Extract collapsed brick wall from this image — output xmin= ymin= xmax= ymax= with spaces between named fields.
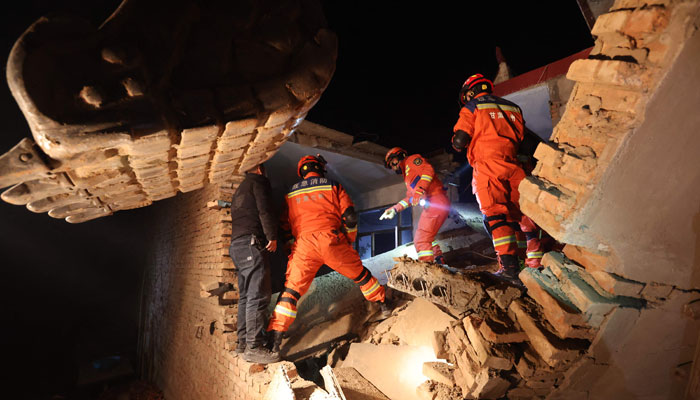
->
xmin=140 ymin=181 xmax=281 ymax=400
xmin=509 ymin=0 xmax=700 ymax=398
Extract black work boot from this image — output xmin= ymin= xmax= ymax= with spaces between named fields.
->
xmin=494 ymin=254 xmax=521 ymax=282
xmin=270 ymin=330 xmax=284 ymax=354
xmin=235 ymin=340 xmax=246 ymax=354
xmin=243 ymin=345 xmax=280 ymax=364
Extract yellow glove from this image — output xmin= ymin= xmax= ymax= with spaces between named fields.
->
xmin=379 ymin=208 xmax=397 ymax=220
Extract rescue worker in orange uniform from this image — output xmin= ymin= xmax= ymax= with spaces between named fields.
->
xmin=380 ymin=148 xmax=451 ymax=264
xmin=267 ymin=154 xmax=388 ymax=353
xmin=451 ymin=74 xmax=546 ymax=279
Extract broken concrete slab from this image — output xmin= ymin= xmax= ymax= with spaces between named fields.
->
xmin=391 ymin=298 xmax=457 ymax=348
xmin=387 ymin=257 xmax=497 ymax=314
xmin=333 ymin=367 xmax=390 ymax=400
xmin=342 ymin=343 xmax=439 ymax=400
xmin=263 ymin=363 xmax=296 ymax=400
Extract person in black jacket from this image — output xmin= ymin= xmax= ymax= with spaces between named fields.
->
xmin=228 ymin=163 xmax=279 ymax=364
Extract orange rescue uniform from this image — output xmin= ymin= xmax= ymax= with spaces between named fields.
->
xmin=453 ymin=92 xmax=545 ymax=267
xmin=390 ymin=154 xmax=450 ymax=262
xmin=267 ymin=173 xmax=385 ymax=333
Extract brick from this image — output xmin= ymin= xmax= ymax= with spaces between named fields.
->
xmin=422 ymin=362 xmax=454 ymax=387
xmin=533 ymin=142 xmax=564 ymax=167
xmin=432 ymin=330 xmax=449 ymax=359
xmin=519 ymin=268 xmax=594 ymax=340
xmin=560 ymin=153 xmax=597 ymax=182
xmin=478 ymin=310 xmax=528 ymax=344
xmin=562 ymin=244 xmax=611 ymax=273
xmin=567 ymin=59 xmax=653 ymax=90
xmin=463 ymin=316 xmax=513 ymax=370
xmin=518 ymin=176 xmax=545 ymax=204
xmin=543 ymin=253 xmax=620 ymax=327
xmin=591 ymin=10 xmax=632 ymax=36
xmin=508 ymin=299 xmax=586 ymax=368
xmin=471 ymin=370 xmax=510 ymax=400
xmin=622 ymin=7 xmax=669 ymax=36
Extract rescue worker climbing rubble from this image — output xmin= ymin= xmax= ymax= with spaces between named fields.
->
xmin=266 ymin=154 xmax=390 ymax=355
xmin=380 ymin=148 xmax=450 ymax=264
xmin=451 ymin=73 xmax=547 ymax=280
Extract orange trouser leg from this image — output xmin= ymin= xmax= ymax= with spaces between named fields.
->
xmin=267 ymin=235 xmax=322 ymax=333
xmin=473 ymin=160 xmax=522 ymax=257
xmin=520 ymin=215 xmax=544 ymax=268
xmin=414 ymin=192 xmax=450 ymax=262
xmin=319 ymin=231 xmax=385 ymax=302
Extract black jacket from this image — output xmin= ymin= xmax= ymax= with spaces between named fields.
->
xmin=230 ymin=173 xmax=278 ymax=242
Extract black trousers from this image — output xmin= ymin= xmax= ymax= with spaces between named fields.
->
xmin=229 ymin=235 xmax=272 ymax=347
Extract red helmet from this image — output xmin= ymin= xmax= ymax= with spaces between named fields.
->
xmin=297 ymin=154 xmax=327 ymax=178
xmin=459 ymin=74 xmax=493 ymax=105
xmin=384 ymin=147 xmax=407 ymax=169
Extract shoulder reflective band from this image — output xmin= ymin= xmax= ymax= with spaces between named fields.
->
xmin=287 ymin=184 xmax=333 ymax=199
xmin=476 ymin=103 xmax=521 ymax=114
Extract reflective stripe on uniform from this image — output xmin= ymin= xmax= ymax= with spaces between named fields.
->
xmin=362 ymin=280 xmax=381 ymax=297
xmin=399 ymin=200 xmax=409 ymax=208
xmin=274 ymin=304 xmax=297 ymax=318
xmin=527 ymin=251 xmax=544 ymax=259
xmin=420 ymin=175 xmax=433 ymax=182
xmin=493 ymin=235 xmax=517 ymax=246
xmin=432 ymin=240 xmax=439 ymax=247
xmin=476 ymin=103 xmax=521 ymax=114
xmin=417 ymin=250 xmax=434 ymax=258
xmin=287 ymin=185 xmax=333 ymax=198
xmin=346 ymin=226 xmax=357 ymax=233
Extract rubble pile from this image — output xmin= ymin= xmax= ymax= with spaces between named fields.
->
xmin=385 ymin=255 xmax=649 ymax=399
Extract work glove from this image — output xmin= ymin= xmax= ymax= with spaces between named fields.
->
xmin=379 ymin=208 xmax=396 ymax=220
xmin=411 ymin=193 xmax=425 ymax=206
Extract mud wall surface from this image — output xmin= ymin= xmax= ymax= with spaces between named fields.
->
xmin=583 ymin=27 xmax=700 ymax=288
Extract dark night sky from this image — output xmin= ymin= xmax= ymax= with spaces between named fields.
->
xmin=0 ymin=1 xmax=592 ymax=398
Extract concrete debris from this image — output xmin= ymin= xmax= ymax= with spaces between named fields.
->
xmin=416 ymin=380 xmax=462 ymax=400
xmin=432 ymin=331 xmax=449 ymax=360
xmin=478 ymin=307 xmax=528 ymax=344
xmin=333 ymin=367 xmax=389 ymax=400
xmin=342 ymin=343 xmax=439 ymax=400
xmin=387 ymin=257 xmax=522 ymax=315
xmin=508 ymin=298 xmax=588 ymax=369
xmin=421 ymin=362 xmax=454 ymax=387
xmin=263 ymin=363 xmax=296 ymax=400
xmin=463 ymin=316 xmax=513 ymax=370
xmin=519 ymin=267 xmax=595 ymax=340
xmin=390 ymin=298 xmax=456 ymax=348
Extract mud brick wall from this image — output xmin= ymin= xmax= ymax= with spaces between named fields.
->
xmin=139 ymin=182 xmax=278 ymax=400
